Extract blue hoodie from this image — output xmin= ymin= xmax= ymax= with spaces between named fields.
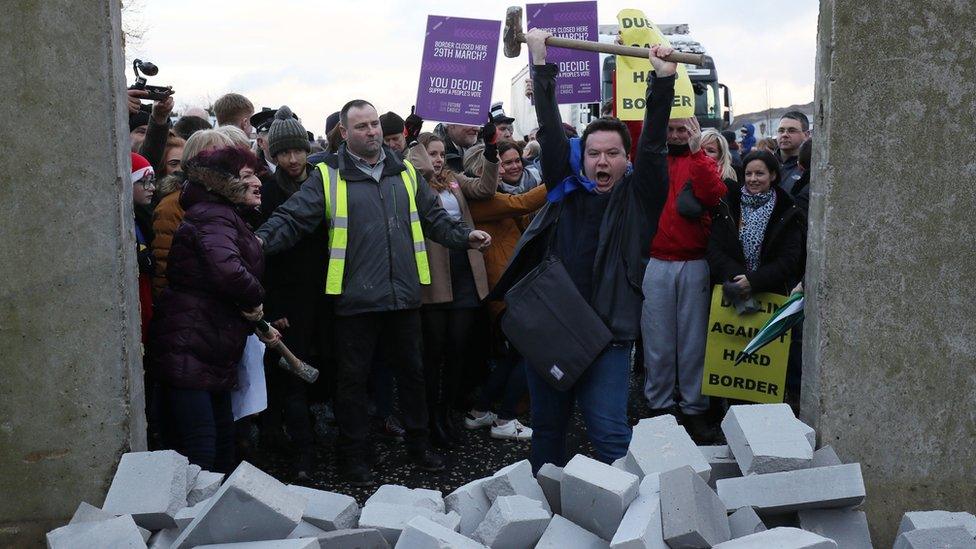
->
xmin=740 ymin=123 xmax=757 ymax=155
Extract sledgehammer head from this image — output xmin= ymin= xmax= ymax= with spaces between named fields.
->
xmin=503 ymin=6 xmax=524 ymax=58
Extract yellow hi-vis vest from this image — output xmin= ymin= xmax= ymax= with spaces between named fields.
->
xmin=317 ymin=160 xmax=431 ymax=295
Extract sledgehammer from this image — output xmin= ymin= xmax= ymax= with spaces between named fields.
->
xmin=254 ymin=319 xmax=320 ymax=383
xmin=504 ymin=6 xmax=708 ymax=66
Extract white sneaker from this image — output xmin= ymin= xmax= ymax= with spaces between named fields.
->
xmin=490 ymin=419 xmax=533 ymax=441
xmin=464 ymin=410 xmax=498 ymax=430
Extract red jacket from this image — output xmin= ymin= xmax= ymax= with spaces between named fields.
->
xmin=650 ymin=148 xmax=726 ymax=261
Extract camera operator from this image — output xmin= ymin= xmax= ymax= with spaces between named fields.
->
xmin=128 ymin=88 xmax=175 ymax=174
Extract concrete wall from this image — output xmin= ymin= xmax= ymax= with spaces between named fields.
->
xmin=803 ymin=0 xmax=976 ymax=544
xmin=0 ymin=0 xmax=145 ymax=544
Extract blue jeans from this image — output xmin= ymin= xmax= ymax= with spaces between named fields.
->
xmin=525 ymin=343 xmax=633 ymax=472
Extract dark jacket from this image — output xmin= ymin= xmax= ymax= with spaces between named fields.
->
xmin=792 ymin=168 xmax=810 ymax=217
xmin=149 ymin=180 xmax=265 ymax=391
xmin=139 ymin=117 xmax=172 ymax=174
xmin=706 ymin=185 xmax=805 ymax=295
xmin=778 ymin=153 xmax=802 ymax=194
xmin=488 ymin=64 xmax=674 ymax=341
xmin=259 ymin=163 xmax=329 ymax=304
xmin=256 ymin=144 xmax=471 ymax=316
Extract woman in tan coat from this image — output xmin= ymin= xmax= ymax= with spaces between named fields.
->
xmin=410 ymin=132 xmax=498 ymax=448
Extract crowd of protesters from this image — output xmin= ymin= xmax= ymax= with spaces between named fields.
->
xmin=127 ymin=31 xmax=813 ymax=485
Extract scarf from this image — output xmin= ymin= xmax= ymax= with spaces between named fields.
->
xmin=738 ymin=188 xmax=776 ymax=272
xmin=547 ymin=138 xmax=598 ymax=203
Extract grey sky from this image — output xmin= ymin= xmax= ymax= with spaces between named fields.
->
xmin=126 ymin=0 xmax=818 ymax=136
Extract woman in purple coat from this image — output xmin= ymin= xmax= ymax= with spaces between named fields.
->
xmin=149 ymin=145 xmax=280 ymax=473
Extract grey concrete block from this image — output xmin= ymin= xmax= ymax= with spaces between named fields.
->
xmin=189 ymin=471 xmax=225 ymax=506
xmin=102 ymin=450 xmax=190 ymax=530
xmin=716 ymin=464 xmax=866 ymax=514
xmin=660 ymin=465 xmax=730 ymax=547
xmin=471 ymin=495 xmax=551 ymax=548
xmin=561 ymin=455 xmax=639 ymax=540
xmin=316 ymin=528 xmax=390 ymax=548
xmin=624 ymin=415 xmax=711 ymax=481
xmin=445 ymin=477 xmax=492 ymax=536
xmin=359 ymin=503 xmax=460 ymax=545
xmin=394 ymin=516 xmax=488 ymax=548
xmin=175 ymin=501 xmax=200 ymax=530
xmin=68 ymin=502 xmax=115 ymax=524
xmin=811 ymin=446 xmax=842 ymax=468
xmin=366 ymin=485 xmax=444 ymax=513
xmin=536 ymin=514 xmax=609 ymax=549
xmin=712 ymin=527 xmax=836 ymax=548
xmin=148 ymin=527 xmax=181 ymax=549
xmin=46 ymin=515 xmax=146 ymax=549
xmin=289 ymin=520 xmax=328 ymax=539
xmin=288 ymin=485 xmax=360 ymax=531
xmin=698 ymin=446 xmax=743 ymax=488
xmin=728 ymin=507 xmax=766 ymax=539
xmin=892 ymin=526 xmax=975 ymax=549
xmin=195 ymin=541 xmax=320 ymax=548
xmin=609 ymin=475 xmax=666 ymax=549
xmin=798 ymin=509 xmax=871 ymax=549
xmin=482 ymin=460 xmax=551 ymax=512
xmin=794 ymin=420 xmax=816 ymax=450
xmin=66 ymin=503 xmax=151 ymax=542
xmin=187 ymin=463 xmax=202 ymax=495
xmin=612 ymin=457 xmax=642 ymax=477
xmin=172 ymin=461 xmax=306 ymax=549
xmin=536 ymin=464 xmax=563 ymax=516
xmin=896 ymin=510 xmax=976 ymax=538
xmin=721 ymin=405 xmax=813 ymax=475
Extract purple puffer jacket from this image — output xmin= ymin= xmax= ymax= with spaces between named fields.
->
xmin=149 ymin=181 xmax=265 ymax=391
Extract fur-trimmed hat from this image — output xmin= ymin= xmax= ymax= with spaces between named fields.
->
xmin=185 ymin=146 xmax=260 ymax=203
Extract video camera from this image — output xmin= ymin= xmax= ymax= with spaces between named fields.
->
xmin=129 ymin=59 xmax=173 ymax=113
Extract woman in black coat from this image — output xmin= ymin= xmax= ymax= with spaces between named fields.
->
xmin=707 ymin=150 xmax=806 ymax=297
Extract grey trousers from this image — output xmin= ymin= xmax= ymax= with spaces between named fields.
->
xmin=641 ymin=257 xmax=711 ymax=414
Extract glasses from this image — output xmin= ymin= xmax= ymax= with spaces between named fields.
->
xmin=136 ymin=177 xmax=156 ymax=190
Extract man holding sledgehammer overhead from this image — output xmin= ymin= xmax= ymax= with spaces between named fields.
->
xmin=488 ymin=29 xmax=677 ymax=471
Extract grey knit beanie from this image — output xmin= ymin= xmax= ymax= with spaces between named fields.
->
xmin=268 ymin=105 xmax=310 ymax=157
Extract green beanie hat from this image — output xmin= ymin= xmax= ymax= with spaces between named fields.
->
xmin=268 ymin=105 xmax=310 ymax=157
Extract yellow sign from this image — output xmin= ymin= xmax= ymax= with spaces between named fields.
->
xmin=615 ymin=9 xmax=695 ymax=121
xmin=702 ymin=286 xmax=790 ymax=403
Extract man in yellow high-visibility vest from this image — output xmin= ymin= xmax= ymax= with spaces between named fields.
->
xmin=256 ymin=99 xmax=491 ymax=486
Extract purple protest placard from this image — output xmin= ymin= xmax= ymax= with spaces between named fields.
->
xmin=415 ymin=16 xmax=501 ymax=126
xmin=527 ymin=1 xmax=600 ymax=104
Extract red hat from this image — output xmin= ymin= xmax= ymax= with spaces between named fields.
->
xmin=130 ymin=152 xmax=154 ymax=184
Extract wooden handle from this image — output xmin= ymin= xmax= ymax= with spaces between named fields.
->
xmin=538 ymin=35 xmax=707 ymax=66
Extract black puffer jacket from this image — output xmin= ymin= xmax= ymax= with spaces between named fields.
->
xmin=706 ymin=185 xmax=806 ymax=295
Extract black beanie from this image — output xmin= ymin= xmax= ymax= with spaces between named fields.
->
xmin=380 ymin=112 xmax=405 ymax=137
xmin=129 ymin=110 xmax=150 ymax=132
xmin=268 ymin=106 xmax=310 ymax=157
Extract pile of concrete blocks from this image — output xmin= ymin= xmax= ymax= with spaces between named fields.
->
xmin=47 ymin=404 xmax=976 ymax=548
xmin=45 ymin=451 xmax=385 ymax=549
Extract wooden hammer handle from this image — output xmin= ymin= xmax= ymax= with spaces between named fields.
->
xmin=541 ymin=35 xmax=707 ymax=66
